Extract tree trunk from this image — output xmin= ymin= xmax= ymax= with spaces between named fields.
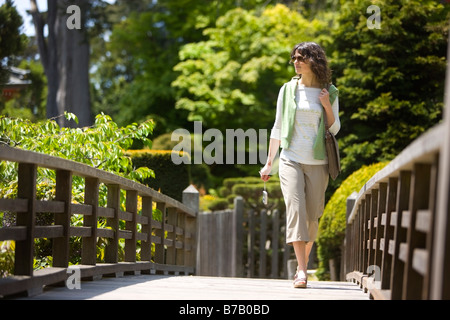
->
xmin=30 ymin=0 xmax=92 ymax=127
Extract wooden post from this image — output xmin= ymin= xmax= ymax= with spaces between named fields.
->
xmin=271 ymin=209 xmax=280 ymax=278
xmin=82 ymin=177 xmax=99 ymax=266
xmin=390 ymin=170 xmax=411 ymax=300
xmin=247 ymin=209 xmax=255 ymax=278
xmin=196 ymin=212 xmax=212 ymax=275
xmin=184 ymin=213 xmax=196 ymax=272
xmin=140 ymin=196 xmax=153 ymax=262
xmin=232 ymin=196 xmax=244 ymax=278
xmin=216 ymin=211 xmax=224 ymax=276
xmin=166 ymin=207 xmax=177 ymax=265
xmin=423 ymin=154 xmax=439 ymax=299
xmin=105 ymin=184 xmax=120 ymax=264
xmin=259 ymin=209 xmax=267 ymax=278
xmin=430 ymin=33 xmax=450 ymax=300
xmin=357 ymin=203 xmax=363 ymax=272
xmin=15 ymin=163 xmax=37 ymax=276
xmin=403 ymin=163 xmax=431 ymax=299
xmin=182 ymin=185 xmax=199 ymax=213
xmin=53 ymin=169 xmax=72 ymax=268
xmin=381 ymin=177 xmax=398 ymax=290
xmin=125 ymin=190 xmax=138 ymax=263
xmin=362 ymin=197 xmax=369 ymax=273
xmin=375 ymin=183 xmax=387 ymax=274
xmin=154 ymin=202 xmax=166 ymax=265
xmin=345 ymin=192 xmax=357 ymax=277
xmin=368 ymin=189 xmax=378 ymax=271
xmin=176 ymin=209 xmax=185 ymax=268
xmin=182 ymin=185 xmax=198 ymax=273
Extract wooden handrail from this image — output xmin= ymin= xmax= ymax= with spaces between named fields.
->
xmin=344 ymin=123 xmax=448 ymax=299
xmin=346 ymin=124 xmax=443 ymax=225
xmin=0 ymin=145 xmax=198 ymax=297
xmin=346 ymin=33 xmax=450 ymax=300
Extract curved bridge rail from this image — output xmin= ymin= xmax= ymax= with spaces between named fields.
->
xmin=344 ymin=121 xmax=450 ymax=299
xmin=0 ymin=146 xmax=197 ymax=297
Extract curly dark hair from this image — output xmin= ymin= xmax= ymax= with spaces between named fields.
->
xmin=290 ymin=42 xmax=331 ymax=86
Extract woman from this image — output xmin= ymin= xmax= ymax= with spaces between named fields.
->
xmin=260 ymin=42 xmax=340 ymax=288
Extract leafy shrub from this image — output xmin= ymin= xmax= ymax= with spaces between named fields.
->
xmin=207 ymin=176 xmax=284 ymax=211
xmin=152 ymin=132 xmax=218 ymax=192
xmin=151 ymin=132 xmax=179 ymax=150
xmin=127 ymin=149 xmax=190 ymax=201
xmin=316 ymin=162 xmax=388 ymax=280
xmin=207 ymin=198 xmax=229 ymax=211
xmin=0 ymin=113 xmax=157 ymax=274
xmin=0 ymin=112 xmax=154 ymax=181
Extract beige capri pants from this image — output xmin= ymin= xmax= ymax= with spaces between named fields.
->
xmin=279 ymin=157 xmax=329 ymax=244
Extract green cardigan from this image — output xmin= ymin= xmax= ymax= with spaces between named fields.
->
xmin=279 ymin=77 xmax=338 ymax=160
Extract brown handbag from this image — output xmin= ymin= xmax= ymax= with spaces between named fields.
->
xmin=324 ymin=112 xmax=341 ymax=180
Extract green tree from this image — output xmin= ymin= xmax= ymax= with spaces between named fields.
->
xmin=0 ymin=112 xmax=155 ymax=270
xmin=172 ymin=4 xmax=330 ymax=132
xmin=94 ymin=9 xmax=186 ymax=135
xmin=0 ymin=0 xmax=27 ymax=85
xmin=330 ymin=0 xmax=449 ymax=175
xmin=91 ymin=1 xmax=302 ymax=135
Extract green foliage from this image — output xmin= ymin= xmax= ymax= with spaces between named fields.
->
xmin=127 ymin=149 xmax=190 ymax=201
xmin=91 ymin=0 xmax=272 ymax=135
xmin=209 ymin=176 xmax=284 ymax=211
xmin=172 ymin=4 xmax=330 ymax=132
xmin=207 ymin=198 xmax=230 ymax=211
xmin=152 ymin=132 xmax=179 ymax=150
xmin=0 ymin=241 xmax=14 ymax=277
xmin=91 ymin=0 xmax=450 ymax=199
xmin=5 ymin=0 xmax=449 ymax=276
xmin=0 ymin=112 xmax=154 ymax=182
xmin=330 ymin=0 xmax=449 ymax=176
xmin=0 ymin=113 xmax=157 ymax=273
xmin=316 ymin=161 xmax=388 ymax=280
xmin=151 ymin=132 xmax=219 ymax=192
xmin=0 ymin=0 xmax=28 ymax=84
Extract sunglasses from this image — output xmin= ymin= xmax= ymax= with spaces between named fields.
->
xmin=290 ymin=55 xmax=308 ymax=64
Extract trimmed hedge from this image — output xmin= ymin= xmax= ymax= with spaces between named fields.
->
xmin=316 ymin=161 xmax=388 ymax=280
xmin=127 ymin=150 xmax=190 ymax=202
xmin=205 ymin=176 xmax=284 ymax=211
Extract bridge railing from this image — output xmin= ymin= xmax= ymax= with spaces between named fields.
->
xmin=344 ymin=35 xmax=450 ymax=300
xmin=0 ymin=146 xmax=197 ymax=297
xmin=344 ymin=119 xmax=450 ymax=299
xmin=196 ymin=198 xmax=295 ymax=279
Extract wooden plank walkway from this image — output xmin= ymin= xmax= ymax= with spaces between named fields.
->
xmin=18 ymin=274 xmax=370 ymax=300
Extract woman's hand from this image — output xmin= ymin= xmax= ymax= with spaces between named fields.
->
xmin=319 ymin=88 xmax=335 ymax=126
xmin=259 ymin=163 xmax=272 ymax=182
xmin=319 ymin=88 xmax=331 ymax=109
xmin=260 ymin=138 xmax=280 ymax=182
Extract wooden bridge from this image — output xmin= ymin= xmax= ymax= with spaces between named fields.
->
xmin=0 ymin=144 xmax=368 ymax=301
xmin=1 ymin=103 xmax=449 ymax=300
xmin=1 ymin=52 xmax=450 ymax=303
xmin=342 ymin=61 xmax=450 ymax=299
xmin=14 ymin=275 xmax=370 ymax=300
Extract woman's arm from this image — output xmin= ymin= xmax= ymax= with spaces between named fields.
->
xmin=260 ymin=85 xmax=284 ymax=181
xmin=319 ymin=89 xmax=340 ymax=135
xmin=260 ymin=138 xmax=280 ymax=182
